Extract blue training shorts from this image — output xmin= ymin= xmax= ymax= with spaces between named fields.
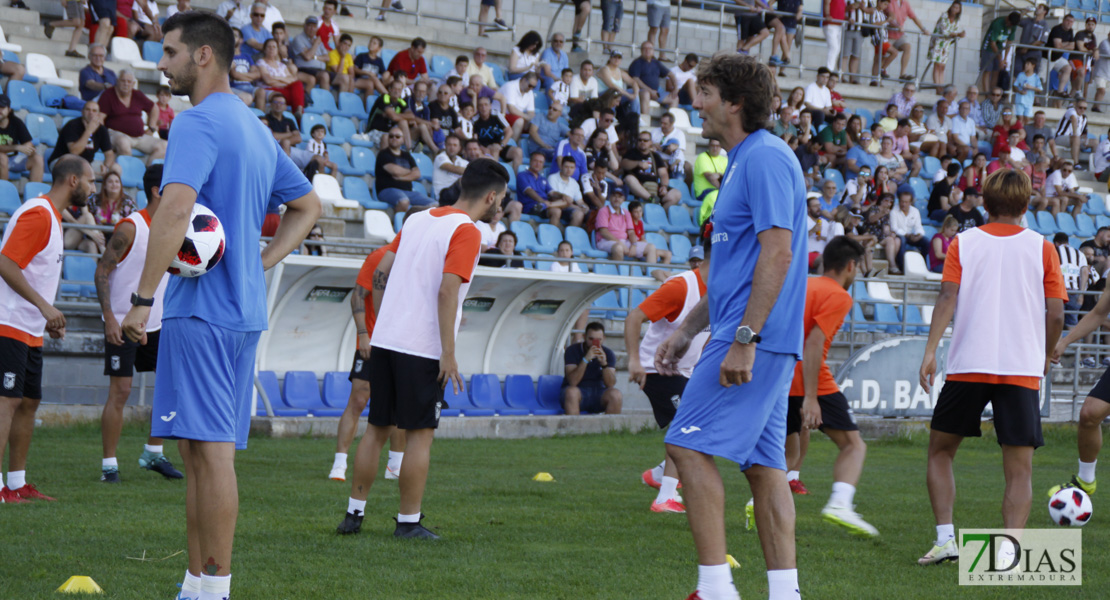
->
xmin=150 ymin=317 xmax=261 ymax=450
xmin=664 ymin=340 xmax=795 ymax=471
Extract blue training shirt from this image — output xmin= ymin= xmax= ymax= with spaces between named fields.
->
xmin=161 ymin=93 xmax=313 ymax=332
xmin=707 ymin=128 xmax=808 ymax=359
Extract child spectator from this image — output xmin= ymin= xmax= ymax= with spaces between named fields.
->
xmin=1013 ymin=58 xmax=1041 ymax=124
xmin=549 ymin=240 xmax=582 ymax=273
xmin=550 ymin=68 xmax=573 ymax=106
xmin=328 ymin=33 xmax=356 ymax=93
xmin=627 ymin=201 xmax=672 ymax=263
xmin=155 ymin=86 xmax=174 ymax=140
xmin=308 ymin=124 xmax=339 ymax=176
xmin=928 ymin=215 xmax=959 ymax=272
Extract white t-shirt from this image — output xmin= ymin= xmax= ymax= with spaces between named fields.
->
xmin=651 ymin=127 xmax=687 ymax=152
xmin=432 ymin=153 xmax=467 ymax=200
xmin=569 ymin=75 xmax=599 ymax=101
xmin=550 ymin=81 xmax=570 ymax=105
xmin=669 ymin=65 xmax=696 ymax=91
xmin=1096 ymin=40 xmax=1110 ymax=81
xmin=133 ymin=0 xmax=159 ymax=24
xmin=501 ymin=80 xmax=536 ymax=116
xmin=803 ymin=82 xmax=832 ymax=110
xmin=581 ymin=118 xmax=618 ymax=144
xmin=510 ymin=48 xmax=538 ymax=74
xmin=548 ymin=261 xmax=582 ymax=273
xmin=950 ymin=115 xmax=977 ymax=145
xmin=1094 ymin=138 xmax=1110 ymax=174
xmin=474 ymin=219 xmax=506 ymax=248
xmin=1044 ymin=169 xmax=1078 ymax=198
xmin=807 ymin=215 xmax=834 ymax=253
xmin=548 ymin=173 xmax=583 ymax=203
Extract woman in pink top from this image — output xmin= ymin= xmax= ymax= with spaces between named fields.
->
xmin=929 ymin=215 xmax=958 ymax=272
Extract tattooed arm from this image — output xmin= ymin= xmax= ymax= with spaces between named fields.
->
xmin=95 ymin=222 xmax=135 ymax=346
xmin=370 ymin=250 xmax=396 ymax=317
xmin=351 ymin=282 xmax=371 ymax=359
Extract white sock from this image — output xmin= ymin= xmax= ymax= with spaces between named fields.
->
xmin=333 ymin=452 xmax=348 ymax=469
xmin=7 ymin=470 xmax=25 ymax=490
xmin=829 ymin=481 xmax=855 ymax=507
xmin=696 ymin=563 xmax=736 ymax=600
xmin=347 ymin=497 xmax=366 ymax=516
xmin=144 ymin=444 xmax=163 ymax=454
xmin=650 ymin=460 xmax=665 ymax=482
xmin=1079 ymin=459 xmax=1097 ymax=483
xmin=181 ymin=571 xmax=202 ymax=593
xmin=397 ymin=512 xmax=420 ymax=523
xmin=102 ymin=457 xmax=119 ymax=469
xmin=387 ymin=450 xmax=404 ymax=470
xmin=786 ymin=470 xmax=800 ymax=482
xmin=199 ymin=573 xmax=230 ymax=600
xmin=656 ymin=476 xmax=680 ymax=503
xmin=936 ymin=523 xmax=955 ymax=546
xmin=0 ymin=472 xmax=5 ymax=489
xmin=767 ymin=568 xmax=800 ymax=600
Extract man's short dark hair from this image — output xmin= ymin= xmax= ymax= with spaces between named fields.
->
xmin=946 ymin=163 xmax=961 ymax=177
xmin=581 ymin=60 xmax=594 ymax=69
xmin=52 ymin=155 xmax=87 ymax=184
xmin=832 ymin=113 xmax=847 ymax=123
xmin=561 ymin=155 xmax=577 ymax=166
xmin=561 ymin=67 xmax=573 ymax=75
xmin=456 ymin=55 xmax=469 ymax=65
xmin=897 ymin=118 xmax=910 ymax=128
xmin=817 ymin=67 xmax=831 ymax=76
xmin=696 ymin=54 xmax=773 ymax=134
xmin=446 ymin=75 xmax=462 ymax=87
xmin=271 ymin=21 xmax=285 ymax=32
xmin=823 ymin=236 xmax=865 ymax=273
xmin=162 ymin=11 xmax=234 ymax=71
xmin=459 ymin=158 xmax=510 ymax=202
xmin=1054 ymin=232 xmax=1070 ymax=244
xmin=529 ymin=150 xmax=545 ymax=159
xmin=600 ymin=107 xmax=616 ymax=118
xmin=497 ymin=230 xmax=517 ymax=245
xmin=1007 ymin=11 xmax=1021 ymax=25
xmin=1098 ymin=226 xmax=1110 ymax=234
xmin=324 ymin=0 xmax=338 ymax=6
xmin=660 ymin=112 xmax=675 ymax=123
xmin=684 ymin=53 xmax=698 ymax=65
xmin=143 ymin=163 xmax=163 ymax=200
xmin=628 ymin=200 xmax=642 ymax=212
xmin=339 ymin=33 xmax=352 ymax=44
xmin=585 ymin=321 xmax=605 ymax=335
xmin=1033 ymin=133 xmax=1045 ymax=142
xmin=411 ymin=37 xmax=427 ymax=49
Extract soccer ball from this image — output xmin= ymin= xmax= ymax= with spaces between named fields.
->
xmin=1048 ymin=487 xmax=1093 ymax=527
xmin=168 ymin=203 xmax=225 ymax=277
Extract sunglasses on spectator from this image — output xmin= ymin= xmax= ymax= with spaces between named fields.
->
xmin=252 ymin=12 xmax=264 ymax=16
xmin=389 ymin=134 xmax=402 ymax=138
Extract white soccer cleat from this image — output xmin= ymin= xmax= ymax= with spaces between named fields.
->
xmin=918 ymin=538 xmax=959 ymax=565
xmin=329 ymin=465 xmax=346 ymax=481
xmin=384 ymin=465 xmax=401 ymax=480
xmin=821 ymin=503 xmax=879 ymax=537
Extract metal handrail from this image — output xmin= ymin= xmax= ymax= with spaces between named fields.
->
xmin=318 ymin=0 xmax=517 ymax=41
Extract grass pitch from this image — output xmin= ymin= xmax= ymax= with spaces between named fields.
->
xmin=1 ymin=423 xmax=1107 ymax=599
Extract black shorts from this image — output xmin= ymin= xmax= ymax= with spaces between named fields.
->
xmin=786 ymin=392 xmax=859 ymax=435
xmin=1086 ymin=367 xmax=1110 ymax=403
xmin=349 ymin=349 xmax=371 ymax=382
xmin=574 ymin=0 xmax=590 ymax=15
xmin=104 ymin=329 xmax=160 ymax=377
xmin=0 ymin=337 xmax=43 ymax=400
xmin=565 ymin=383 xmax=606 ymax=413
xmin=643 ymin=373 xmax=687 ymax=428
xmin=89 ymin=0 xmax=115 ymax=21
xmin=930 ymin=380 xmax=1044 ymax=448
xmin=734 ymin=13 xmax=766 ymax=40
xmin=367 ymin=346 xmax=443 ymax=429
xmin=299 ymin=66 xmax=324 ymax=76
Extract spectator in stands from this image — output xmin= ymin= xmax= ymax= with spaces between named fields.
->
xmin=388 ymin=37 xmax=430 ymax=85
xmin=258 ymin=39 xmax=306 ymax=116
xmin=666 ymin=53 xmax=699 ymax=107
xmin=88 ymin=171 xmax=135 ymax=228
xmin=1031 ymin=156 xmax=1051 ymax=210
xmin=949 ymin=99 xmax=978 ymax=160
xmin=428 ymin=84 xmax=462 ymax=147
xmin=547 ymin=156 xmax=589 ymax=227
xmin=475 ymin=203 xmax=506 ymax=247
xmin=539 ymin=33 xmax=569 ymax=89
xmin=432 ymin=134 xmax=467 ymax=201
xmin=374 ymin=126 xmax=432 ymax=211
xmin=885 ymin=0 xmax=929 ymax=81
xmin=474 ymin=95 xmax=522 ymax=170
xmin=1095 ymin=30 xmax=1110 ymax=112
xmin=43 ymin=0 xmax=86 ymax=58
xmin=1076 ymin=17 xmax=1099 ymax=98
xmin=796 ymin=137 xmax=826 ymax=188
xmin=476 ymin=0 xmax=510 ymax=36
xmin=229 ymin=29 xmax=266 ymax=108
xmin=1049 ymin=14 xmax=1079 ymax=97
xmin=598 ymin=51 xmax=641 ymax=115
xmin=217 ymin=0 xmax=249 ymax=30
xmin=873 ymin=164 xmax=898 ymax=199
xmin=1056 ymin=101 xmax=1096 ymax=169
xmin=459 ymin=74 xmax=505 ymax=112
xmin=533 ymin=102 xmax=568 ymax=161
xmin=599 ymin=0 xmax=625 ymax=54
xmin=569 ymin=60 xmax=600 ymax=107
xmin=270 ymin=22 xmax=292 ymax=62
xmin=49 ymin=100 xmax=118 ymax=177
xmin=803 ymin=67 xmax=835 ymax=127
xmin=928 ymin=162 xmax=960 ymax=221
xmin=993 ymin=129 xmax=1030 ymax=167
xmin=1011 ymin=59 xmax=1042 ymax=125
xmin=644 ymin=0 xmax=672 ymax=56
xmin=770 ymin=0 xmax=803 ymax=70
xmin=806 ymin=194 xmax=834 ymax=272
xmin=450 ymin=57 xmax=470 ymax=84
xmin=548 ymin=68 xmax=571 ymax=108
xmin=79 ymin=44 xmax=116 ymax=102
xmin=85 ymin=0 xmax=115 ymax=47
xmin=907 ymin=104 xmax=929 ymax=148
xmin=595 ymin=187 xmax=658 ymax=263
xmin=62 ymin=197 xmax=105 ymax=254
xmin=515 ymin=151 xmax=558 ymax=223
xmin=130 ymin=0 xmax=161 ymax=42
xmin=254 ymin=0 xmax=283 ymax=31
xmin=650 ymin=111 xmax=688 ymax=169
xmin=819 ymin=0 xmax=845 ymax=72
xmin=327 ymin=33 xmax=356 ymax=94
xmin=549 ymin=241 xmax=582 ymax=272
xmin=353 ymin=36 xmax=389 ymax=96
xmin=553 ymin=126 xmax=588 ymax=179
xmin=891 ymin=185 xmax=929 ymax=263
xmin=479 ymin=230 xmax=526 ymax=269
xmin=922 ymin=99 xmax=953 ymax=158
xmin=861 ymin=192 xmax=902 ymax=273
xmin=307 ymin=125 xmax=338 ymax=178
xmin=406 ymin=81 xmax=440 ymax=151
xmin=926 ymin=1 xmax=965 ymax=86
xmin=563 ymin=322 xmax=622 ymax=414
xmin=817 ymin=112 xmax=849 ymax=169
xmin=627 ymin=201 xmax=671 ymax=266
xmin=154 ymin=86 xmax=174 ymax=140
xmin=842 ymin=165 xmax=871 ymax=210
xmin=365 ymin=77 xmax=410 ymax=148
xmin=785 ymin=85 xmax=806 ymax=116
xmin=797 ymin=110 xmax=815 ymax=146
xmin=509 ymin=31 xmax=543 ymax=80
xmin=888 ymin=81 xmax=917 ymax=118
xmin=240 ymin=3 xmax=273 ymax=57
xmin=316 ymin=0 xmax=340 ymax=51
xmin=957 ymin=151 xmax=986 ymax=192
xmin=1054 ymin=231 xmax=1090 ymax=328
xmin=693 ymin=138 xmax=726 ymax=225
xmin=1082 ymin=227 xmax=1110 ymax=274
xmin=980 ymin=86 xmax=1004 ymax=130
xmin=98 ymin=70 xmax=165 ymax=164
xmin=773 ymin=106 xmax=798 ymax=145
xmin=289 ymin=16 xmax=331 ymax=93
xmin=816 ymin=179 xmax=839 ymax=220
xmin=581 ymin=160 xmax=612 ymax=210
xmin=1025 ymin=111 xmax=1057 ymax=157
xmin=828 ymin=74 xmax=848 ymax=116
xmin=465 ymin=47 xmax=499 ymax=89
xmin=374 ymin=0 xmax=402 ymax=22
xmin=502 ymin=72 xmax=541 ymax=143
xmin=1046 ymin=160 xmax=1086 ymax=216
xmin=947 ymin=187 xmax=984 ymax=231
xmin=629 ymin=42 xmax=673 ymax=116
xmin=845 ymin=128 xmax=878 ymax=180
xmin=928 ymin=215 xmax=959 ymax=273
xmin=1017 ymin=4 xmax=1050 ymax=71
xmin=891 ymin=119 xmax=922 ymax=176
xmin=980 ymin=11 xmax=1020 ymax=93
xmin=0 ymin=95 xmax=42 ymax=182
xmin=584 ymin=128 xmax=619 ymax=173
xmin=1093 ymin=126 xmax=1110 ymax=180
xmin=878 ymin=103 xmax=900 ymax=133
xmin=621 ymin=131 xmax=682 ymax=209
xmin=833 ymin=205 xmax=873 ymax=274
xmin=260 ymin=94 xmax=315 ymax=174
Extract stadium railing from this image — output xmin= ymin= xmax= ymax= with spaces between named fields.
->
xmin=317 ymin=0 xmax=516 ymax=39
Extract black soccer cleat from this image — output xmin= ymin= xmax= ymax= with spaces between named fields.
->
xmin=100 ymin=468 xmax=120 ymax=484
xmin=394 ymin=516 xmax=440 ymax=540
xmin=142 ymin=455 xmax=184 ymax=479
xmin=337 ymin=511 xmax=364 ymax=535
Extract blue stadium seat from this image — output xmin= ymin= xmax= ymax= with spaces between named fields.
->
xmin=446 ymin=376 xmax=495 ymax=417
xmin=823 ymin=169 xmax=844 ymax=193
xmin=1085 ymin=194 xmax=1108 ymax=216
xmin=641 ymin=203 xmax=668 ymax=233
xmin=901 ymin=305 xmax=928 ymax=335
xmin=534 ymin=91 xmax=549 ymax=114
xmin=565 ymin=225 xmax=607 ymax=258
xmin=490 ymin=62 xmax=507 ymax=87
xmin=135 ymin=190 xmax=147 ymax=209
xmin=117 ymin=155 xmax=145 ymax=188
xmin=330 ymin=116 xmax=358 ymax=142
xmin=255 ymin=371 xmax=309 ymax=417
xmin=306 ymin=88 xmax=339 ymax=115
xmin=439 ymin=378 xmax=466 ymax=417
xmin=670 ymin=234 xmax=692 ymax=264
xmin=429 ymin=54 xmax=452 ymax=79
xmin=536 ymin=375 xmax=565 ymax=413
xmin=504 ymin=374 xmax=562 ymax=415
xmin=142 ymin=40 xmax=163 ymax=64
xmin=343 ymin=177 xmax=387 ymax=209
xmin=591 ymin=290 xmax=620 ymax=318
xmin=511 ymin=221 xmax=545 ymax=253
xmin=504 ymin=164 xmax=517 ymax=192
xmin=850 ymin=280 xmax=872 ymax=302
xmin=381 ymin=48 xmax=397 ymax=66
xmin=24 ymin=113 xmax=58 ymax=147
xmin=61 ymin=255 xmax=97 ymax=298
xmin=1036 ymin=211 xmax=1059 ymax=234
xmin=1077 ymin=213 xmax=1097 ymax=238
xmin=1058 ymin=213 xmax=1079 ymax=237
xmin=667 ymin=205 xmax=700 ymax=236
xmin=283 ymin=371 xmax=343 ymax=416
xmin=327 ymin=143 xmax=363 ymax=176
xmin=849 ymin=303 xmax=875 ymax=332
xmin=38 ymin=85 xmax=81 ymax=118
xmin=7 ymin=80 xmax=53 ymax=115
xmin=537 ymin=223 xmax=563 ymax=250
xmin=873 ymin=303 xmax=901 ymax=333
xmin=908 ymin=177 xmax=929 ymax=201
xmin=413 ymin=152 xmax=433 ymax=182
xmin=1098 ymin=214 xmax=1110 ymax=229
xmin=349 ymin=146 xmax=376 ymax=174
xmin=594 ymin=263 xmax=618 ymax=276
xmin=23 ymin=181 xmax=49 ymax=202
xmin=470 ymin=374 xmax=529 ymax=416
xmin=921 ymin=156 xmax=941 ymax=180
xmin=922 ymin=225 xmax=937 ymax=240
xmin=336 ymin=92 xmax=368 ymax=120
xmin=645 ymin=232 xmax=668 ymax=256
xmin=321 ymin=371 xmax=353 ymax=410
xmin=677 ymin=180 xmax=698 ymax=208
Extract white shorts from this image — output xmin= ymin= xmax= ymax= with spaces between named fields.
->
xmin=1051 ymin=57 xmax=1071 ymax=73
xmin=1095 ymin=76 xmax=1109 ymax=90
xmin=596 ymin=238 xmax=649 ymax=257
xmin=109 ymin=130 xmax=165 ymax=155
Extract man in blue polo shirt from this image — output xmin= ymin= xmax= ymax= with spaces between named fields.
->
xmin=121 ymin=12 xmax=320 ymax=600
xmin=656 ymin=54 xmax=807 ymax=600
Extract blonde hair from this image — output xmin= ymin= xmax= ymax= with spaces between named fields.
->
xmin=941 ymin=215 xmax=959 ymax=232
xmin=982 ymin=168 xmax=1032 ymax=218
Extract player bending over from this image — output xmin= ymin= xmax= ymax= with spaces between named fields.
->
xmin=918 ymin=168 xmax=1065 ymax=566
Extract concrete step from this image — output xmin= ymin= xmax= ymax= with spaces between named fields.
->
xmin=0 ymin=5 xmax=45 ymax=27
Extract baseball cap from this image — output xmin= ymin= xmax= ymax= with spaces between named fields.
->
xmin=609 ymin=186 xmax=626 ymax=198
xmin=1087 ymin=16 xmax=1097 ymax=23
xmin=806 ymin=191 xmax=821 ymax=200
xmin=0 ymin=94 xmax=9 ymax=109
xmin=849 ymin=210 xmax=863 ymax=219
xmin=689 ymin=246 xmax=705 ymax=261
xmin=304 ymin=15 xmax=319 ymax=24
xmin=611 ymin=49 xmax=622 ymax=58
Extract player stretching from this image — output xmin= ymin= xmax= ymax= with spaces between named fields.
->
xmin=94 ymin=163 xmax=182 ymax=483
xmin=122 ymin=12 xmax=320 ymax=600
xmin=918 ymin=169 xmax=1065 ymax=565
xmin=626 ymin=241 xmax=710 ymax=514
xmin=0 ymin=156 xmax=91 ymax=504
xmin=656 ymin=54 xmax=807 ymax=600
xmin=786 ymin=236 xmax=877 ymax=537
xmin=337 ymin=159 xmax=507 ymax=538
xmin=330 ymin=244 xmax=405 ymax=482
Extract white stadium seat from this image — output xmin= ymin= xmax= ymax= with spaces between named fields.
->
xmin=311 ymin=174 xmax=360 ymax=211
xmin=904 ymin=252 xmax=941 ymax=281
xmin=0 ymin=25 xmax=23 ymax=52
xmin=25 ymin=53 xmax=74 ymax=88
xmin=363 ymin=210 xmax=396 ymax=244
xmin=669 ymin=108 xmax=702 ymax=137
xmin=110 ymin=37 xmax=158 ymax=70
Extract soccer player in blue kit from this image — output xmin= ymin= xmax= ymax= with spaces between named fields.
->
xmin=655 ymin=54 xmax=808 ymax=600
xmin=120 ymin=12 xmax=321 ymax=600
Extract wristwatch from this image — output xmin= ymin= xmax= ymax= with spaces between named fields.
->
xmin=734 ymin=325 xmax=761 ymax=345
xmin=130 ymin=293 xmax=155 ymax=307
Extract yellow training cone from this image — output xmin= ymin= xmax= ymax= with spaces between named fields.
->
xmin=57 ymin=576 xmax=103 ymax=594
xmin=532 ymin=472 xmax=555 ymax=482
xmin=726 ymin=554 xmax=741 ymax=569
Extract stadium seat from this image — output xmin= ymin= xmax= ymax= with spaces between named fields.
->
xmin=1058 ymin=212 xmax=1079 ymax=237
xmin=142 ymin=40 xmax=163 ymax=64
xmin=1036 ymin=211 xmax=1059 ymax=235
xmin=504 ymin=163 xmax=517 ymax=192
xmin=908 ymin=177 xmax=929 ymax=201
xmin=867 ymin=281 xmax=898 ymax=303
xmin=1085 ymin=194 xmax=1108 ymax=216
xmin=537 ymin=223 xmax=563 ymax=251
xmin=312 ymin=174 xmax=361 ymax=211
xmin=677 ymin=180 xmax=698 ymax=208
xmin=511 ymin=221 xmax=545 ymax=253
xmin=594 ymin=263 xmax=618 ymax=276
xmin=381 ymin=48 xmax=397 ymax=66
xmin=135 ymin=190 xmax=147 ymax=209
xmin=363 ymin=209 xmax=396 ymax=244
xmin=1077 ymin=213 xmax=1097 ymax=238
xmin=504 ymin=374 xmax=561 ymax=415
xmin=39 ymin=85 xmax=81 ymax=117
xmin=349 ymin=146 xmax=377 ymax=177
xmin=849 ymin=302 xmax=875 ymax=332
xmin=470 ymin=374 xmax=529 ymax=416
xmin=321 ymin=372 xmax=353 ymax=410
xmin=1098 ymin=214 xmax=1110 ymax=229
xmin=641 ymin=203 xmax=667 ymax=233
xmin=669 ymin=108 xmax=702 ymax=137
xmin=413 ymin=152 xmax=433 ymax=182
xmin=110 ymin=37 xmax=157 ymax=69
xmin=25 ymin=53 xmax=74 ymax=88
xmin=6 ymin=81 xmax=53 ymax=115
xmin=326 ymin=143 xmax=361 ymax=176
xmin=330 ymin=117 xmax=358 ymax=142
xmin=393 ymin=211 xmax=405 ymax=232
xmin=591 ymin=290 xmax=620 ymax=318
xmin=873 ymin=303 xmax=901 ymax=333
xmin=441 ymin=378 xmax=469 ymax=417
xmin=850 ymin=280 xmax=872 ymax=302
xmin=0 ymin=24 xmax=22 ymax=52
xmin=903 ymin=251 xmax=941 ymax=280
xmin=536 ymin=375 xmax=565 ymax=413
xmin=921 ymin=156 xmax=941 ymax=180
xmin=337 ymin=92 xmax=368 ymax=120
xmin=24 ymin=113 xmax=58 ymax=147
xmin=901 ymin=305 xmax=929 ymax=335
xmin=490 ymin=62 xmax=507 ymax=87
xmin=823 ymin=169 xmax=844 ymax=193
xmin=455 ymin=377 xmax=497 ymax=417
xmin=306 ymin=88 xmax=340 ymax=115
xmin=429 ymin=54 xmax=452 ymax=79
xmin=255 ymin=371 xmax=307 ymax=417
xmin=117 ymin=155 xmax=146 ymax=188
xmin=667 ymin=205 xmax=700 ymax=236
xmin=670 ymin=234 xmax=692 ymax=264
xmin=565 ymin=225 xmax=607 ymax=258
xmin=23 ymin=181 xmax=49 ymax=202
xmin=283 ymin=371 xmax=343 ymax=416
xmin=299 ymin=113 xmax=342 ymax=144
xmin=645 ymin=232 xmax=669 ymax=256
xmin=60 ymin=255 xmax=97 ymax=298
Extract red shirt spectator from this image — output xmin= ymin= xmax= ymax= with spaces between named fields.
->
xmin=388 ymin=39 xmax=428 ymax=81
xmin=99 ymin=85 xmax=155 ymax=138
xmin=824 ymin=0 xmax=846 ymax=26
